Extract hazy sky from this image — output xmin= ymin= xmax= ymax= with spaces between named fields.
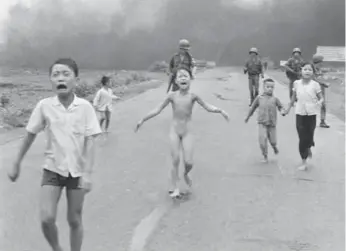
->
xmin=0 ymin=0 xmax=269 ymax=43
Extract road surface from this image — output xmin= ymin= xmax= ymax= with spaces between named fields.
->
xmin=0 ymin=67 xmax=344 ymax=251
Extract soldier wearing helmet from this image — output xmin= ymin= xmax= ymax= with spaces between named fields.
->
xmin=284 ymin=48 xmax=305 ymax=99
xmin=312 ymin=54 xmax=330 ymax=128
xmin=244 ymin=47 xmax=264 ymax=106
xmin=167 ymin=39 xmax=195 ymax=93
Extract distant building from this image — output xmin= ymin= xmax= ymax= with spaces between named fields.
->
xmin=316 ymin=46 xmax=345 ymax=69
xmin=316 ymin=46 xmax=345 ymax=62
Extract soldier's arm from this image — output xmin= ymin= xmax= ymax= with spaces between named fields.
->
xmin=284 ymin=59 xmax=295 ymax=73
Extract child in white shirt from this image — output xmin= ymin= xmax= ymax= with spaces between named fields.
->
xmin=93 ymin=76 xmax=120 ymax=132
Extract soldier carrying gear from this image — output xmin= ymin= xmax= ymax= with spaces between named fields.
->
xmin=167 ymin=39 xmax=195 ymax=93
xmin=312 ymin=54 xmax=330 ymax=128
xmin=244 ymin=47 xmax=264 ymax=106
xmin=284 ymin=47 xmax=305 ymax=99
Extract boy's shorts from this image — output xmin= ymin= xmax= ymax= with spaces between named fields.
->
xmin=96 ymin=110 xmax=106 ymax=120
xmin=41 ymin=169 xmax=80 ymax=189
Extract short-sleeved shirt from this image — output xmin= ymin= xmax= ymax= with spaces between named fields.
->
xmin=169 ymin=52 xmax=194 ymax=75
xmin=26 ymin=95 xmax=102 ymax=177
xmin=312 ymin=63 xmax=328 ymax=89
xmin=285 ymin=57 xmax=304 ymax=72
xmin=244 ymin=58 xmax=263 ymax=75
xmin=285 ymin=57 xmax=304 ymax=79
xmin=93 ymin=88 xmax=117 ymax=112
xmin=250 ymin=93 xmax=283 ymax=126
xmin=293 ymin=79 xmax=322 ymax=116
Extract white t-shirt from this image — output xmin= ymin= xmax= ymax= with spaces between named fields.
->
xmin=293 ymin=79 xmax=321 ymax=116
xmin=93 ymin=88 xmax=118 ymax=112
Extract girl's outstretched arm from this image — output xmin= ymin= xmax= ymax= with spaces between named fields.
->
xmin=194 ymin=94 xmax=229 ymax=121
xmin=135 ymin=95 xmax=172 ymax=131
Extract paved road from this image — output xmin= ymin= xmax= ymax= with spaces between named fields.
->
xmin=0 ymin=68 xmax=344 ymax=251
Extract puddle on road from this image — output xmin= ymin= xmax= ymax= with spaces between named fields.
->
xmin=213 ymin=93 xmax=240 ymax=102
xmin=223 ymin=87 xmax=235 ymax=92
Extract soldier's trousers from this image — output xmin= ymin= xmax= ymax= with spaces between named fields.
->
xmin=288 ymin=76 xmax=299 ymax=100
xmin=248 ymin=74 xmax=259 ymax=104
xmin=320 ymin=87 xmax=326 ymax=121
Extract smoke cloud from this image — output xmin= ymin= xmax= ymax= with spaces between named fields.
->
xmin=0 ymin=0 xmax=344 ymax=69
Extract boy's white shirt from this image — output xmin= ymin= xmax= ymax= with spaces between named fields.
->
xmin=26 ymin=95 xmax=102 ymax=177
xmin=93 ymin=87 xmax=118 ymax=112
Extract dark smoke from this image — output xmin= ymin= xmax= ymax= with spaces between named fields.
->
xmin=1 ymin=0 xmax=344 ymax=69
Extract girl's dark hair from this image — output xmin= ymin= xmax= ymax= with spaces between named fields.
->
xmin=176 ymin=66 xmax=192 ymax=78
xmin=101 ymin=76 xmax=110 ymax=86
xmin=301 ymin=62 xmax=316 ymax=74
xmin=49 ymin=58 xmax=79 ymax=77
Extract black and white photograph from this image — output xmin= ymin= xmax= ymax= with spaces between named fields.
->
xmin=0 ymin=0 xmax=345 ymax=250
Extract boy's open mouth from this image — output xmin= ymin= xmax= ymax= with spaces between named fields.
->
xmin=180 ymin=82 xmax=187 ymax=86
xmin=57 ymin=84 xmax=67 ymax=90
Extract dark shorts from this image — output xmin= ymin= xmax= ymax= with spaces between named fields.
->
xmin=41 ymin=169 xmax=81 ymax=190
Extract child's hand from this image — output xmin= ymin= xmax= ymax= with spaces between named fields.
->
xmin=220 ymin=110 xmax=229 ymax=121
xmin=79 ymin=173 xmax=92 ymax=193
xmin=8 ymin=161 xmax=21 ymax=182
xmin=280 ymin=109 xmax=286 ymax=116
xmin=244 ymin=117 xmax=249 ymax=123
xmin=261 ymin=74 xmax=264 ymax=79
xmin=316 ymin=100 xmax=324 ymax=107
xmin=135 ymin=120 xmax=144 ymax=132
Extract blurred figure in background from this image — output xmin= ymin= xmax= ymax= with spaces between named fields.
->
xmin=244 ymin=47 xmax=264 ymax=106
xmin=167 ymin=39 xmax=195 ymax=93
xmin=93 ymin=76 xmax=121 ymax=133
xmin=312 ymin=54 xmax=330 ymax=128
xmin=284 ymin=48 xmax=305 ymax=100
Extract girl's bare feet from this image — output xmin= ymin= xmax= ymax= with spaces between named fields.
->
xmin=298 ymin=159 xmax=308 ymax=171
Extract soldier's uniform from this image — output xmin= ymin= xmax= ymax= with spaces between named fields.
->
xmin=312 ymin=54 xmax=330 ymax=128
xmin=167 ymin=39 xmax=194 ymax=92
xmin=244 ymin=47 xmax=263 ymax=105
xmin=285 ymin=48 xmax=304 ymax=99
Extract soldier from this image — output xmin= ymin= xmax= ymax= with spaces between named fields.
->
xmin=284 ymin=48 xmax=305 ymax=99
xmin=167 ymin=39 xmax=195 ymax=93
xmin=312 ymin=54 xmax=330 ymax=128
xmin=244 ymin=47 xmax=264 ymax=106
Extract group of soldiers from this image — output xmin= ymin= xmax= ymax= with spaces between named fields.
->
xmin=243 ymin=46 xmax=330 ymax=128
xmin=166 ymin=40 xmax=330 ymax=128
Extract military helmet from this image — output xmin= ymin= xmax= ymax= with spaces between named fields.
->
xmin=179 ymin=39 xmax=190 ymax=50
xmin=249 ymin=47 xmax=258 ymax=54
xmin=312 ymin=54 xmax=324 ymax=63
xmin=292 ymin=48 xmax=302 ymax=54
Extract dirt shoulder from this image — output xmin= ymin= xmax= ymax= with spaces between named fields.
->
xmin=0 ymin=69 xmax=168 ymax=145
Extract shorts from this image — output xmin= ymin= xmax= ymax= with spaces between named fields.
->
xmin=41 ymin=169 xmax=81 ymax=190
xmin=96 ymin=110 xmax=106 ymax=120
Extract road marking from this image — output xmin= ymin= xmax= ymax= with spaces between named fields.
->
xmin=129 ymin=203 xmax=169 ymax=251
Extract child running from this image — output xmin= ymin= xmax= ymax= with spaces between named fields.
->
xmin=135 ymin=67 xmax=229 ymax=198
xmin=7 ymin=58 xmax=102 ymax=251
xmin=245 ymin=78 xmax=286 ymax=162
xmin=93 ymin=76 xmax=121 ymax=133
xmin=284 ymin=62 xmax=324 ymax=171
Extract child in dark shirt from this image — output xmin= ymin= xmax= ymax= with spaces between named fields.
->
xmin=245 ymin=78 xmax=286 ymax=162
